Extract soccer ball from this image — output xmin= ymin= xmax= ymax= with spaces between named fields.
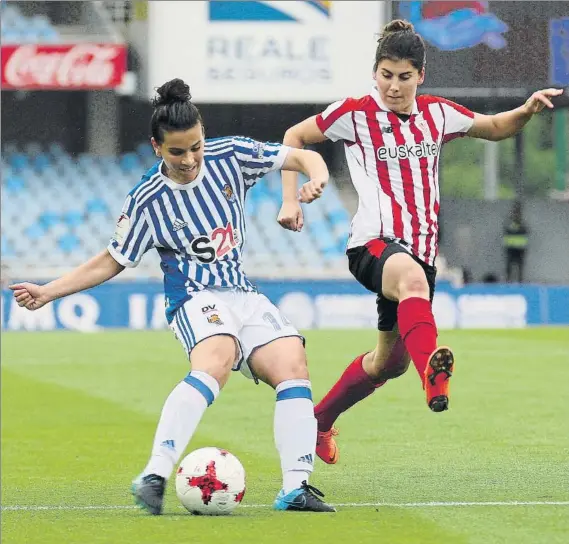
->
xmin=175 ymin=447 xmax=246 ymax=515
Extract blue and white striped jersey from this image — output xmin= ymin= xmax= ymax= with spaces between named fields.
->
xmin=107 ymin=136 xmax=290 ymax=323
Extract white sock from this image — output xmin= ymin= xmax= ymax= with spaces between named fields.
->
xmin=274 ymin=379 xmax=317 ymax=494
xmin=142 ymin=370 xmax=220 ymax=480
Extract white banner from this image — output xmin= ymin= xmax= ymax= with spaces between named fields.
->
xmin=148 ymin=0 xmax=384 ymax=103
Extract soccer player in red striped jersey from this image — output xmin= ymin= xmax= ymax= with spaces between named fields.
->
xmin=279 ymin=19 xmax=563 ymax=464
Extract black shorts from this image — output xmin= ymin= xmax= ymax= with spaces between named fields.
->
xmin=347 ymin=238 xmax=437 ymax=332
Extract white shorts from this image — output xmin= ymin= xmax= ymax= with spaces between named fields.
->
xmin=169 ymin=288 xmax=303 ymax=380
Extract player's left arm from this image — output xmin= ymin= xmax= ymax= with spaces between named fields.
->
xmin=467 ymin=88 xmax=564 ymax=141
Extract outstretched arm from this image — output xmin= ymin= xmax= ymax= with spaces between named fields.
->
xmin=10 ymin=250 xmax=124 ymax=310
xmin=467 ymin=88 xmax=564 ymax=141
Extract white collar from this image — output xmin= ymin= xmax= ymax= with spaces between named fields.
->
xmin=159 ymin=160 xmax=205 ymax=191
xmin=370 ymin=86 xmax=419 ymax=115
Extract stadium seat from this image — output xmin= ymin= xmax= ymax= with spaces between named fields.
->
xmin=63 ymin=210 xmax=85 ymax=228
xmin=32 ymin=153 xmax=53 ymax=173
xmin=86 ymin=198 xmax=110 ymax=215
xmin=120 ymin=153 xmax=141 ymax=173
xmin=1 ymin=235 xmax=17 ymax=258
xmin=9 ymin=153 xmax=29 ymax=171
xmin=38 ymin=211 xmax=61 ymax=229
xmin=25 ymin=223 xmax=47 ymax=241
xmin=58 ymin=232 xmax=81 ymax=253
xmin=5 ymin=175 xmax=25 ymax=194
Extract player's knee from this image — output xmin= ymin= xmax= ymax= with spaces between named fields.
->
xmin=191 ymin=335 xmax=238 ymax=385
xmin=279 ymin=351 xmax=309 ymax=381
xmin=266 ymin=353 xmax=309 ymax=387
xmin=398 ymin=269 xmax=429 ymax=299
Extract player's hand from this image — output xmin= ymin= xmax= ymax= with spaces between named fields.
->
xmin=278 ymin=201 xmax=304 ymax=232
xmin=298 ymin=179 xmax=328 ymax=204
xmin=9 ymin=282 xmax=50 ymax=311
xmin=523 ymin=88 xmax=564 ymax=114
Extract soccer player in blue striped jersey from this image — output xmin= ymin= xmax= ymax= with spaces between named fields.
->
xmin=9 ymin=79 xmax=335 ymax=514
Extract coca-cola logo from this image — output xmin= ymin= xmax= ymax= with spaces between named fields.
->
xmin=1 ymin=44 xmax=126 ymax=89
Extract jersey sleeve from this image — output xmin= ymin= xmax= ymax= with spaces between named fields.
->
xmin=439 ymin=97 xmax=475 ymax=143
xmin=233 ymin=137 xmax=290 ymax=188
xmin=107 ymin=194 xmax=154 ymax=268
xmin=315 ymin=99 xmax=356 ymax=143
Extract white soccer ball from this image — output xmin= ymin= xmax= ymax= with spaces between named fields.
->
xmin=175 ymin=447 xmax=246 ymax=515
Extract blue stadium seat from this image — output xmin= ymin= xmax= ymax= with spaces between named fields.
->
xmin=308 ymin=220 xmax=340 ymax=254
xmin=63 ymin=210 xmax=85 ymax=228
xmin=86 ymin=198 xmax=109 ymax=215
xmin=1 ymin=235 xmax=17 ymax=258
xmin=9 ymin=153 xmax=29 ymax=171
xmin=5 ymin=175 xmax=25 ymax=194
xmin=327 ymin=207 xmax=350 ymax=225
xmin=244 ymin=194 xmax=258 ymax=216
xmin=39 ymin=211 xmax=61 ymax=229
xmin=120 ymin=153 xmax=141 ymax=173
xmin=136 ymin=142 xmax=155 ymax=161
xmin=1 ymin=30 xmax=19 ymax=43
xmin=32 ymin=153 xmax=53 ymax=173
xmin=58 ymin=233 xmax=81 ymax=253
xmin=25 ymin=223 xmax=47 ymax=241
xmin=244 ymin=222 xmax=268 ymax=252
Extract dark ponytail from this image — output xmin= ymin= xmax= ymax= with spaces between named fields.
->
xmin=151 ymin=78 xmax=203 ymax=144
xmin=373 ymin=19 xmax=426 ymax=72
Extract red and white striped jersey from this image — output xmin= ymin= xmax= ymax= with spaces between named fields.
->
xmin=315 ymin=87 xmax=474 ymax=266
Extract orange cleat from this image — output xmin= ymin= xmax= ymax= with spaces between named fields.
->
xmin=316 ymin=427 xmax=340 ymax=464
xmin=425 ymin=346 xmax=454 ymax=413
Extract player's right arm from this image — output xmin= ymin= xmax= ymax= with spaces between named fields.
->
xmin=11 ymin=192 xmax=154 ymax=311
xmin=279 ymin=116 xmax=328 ymax=231
xmin=279 ymin=100 xmax=355 ymax=231
xmin=10 ymin=250 xmax=124 ymax=311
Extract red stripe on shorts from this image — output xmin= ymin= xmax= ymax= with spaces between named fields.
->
xmin=365 ymin=239 xmax=388 ymax=258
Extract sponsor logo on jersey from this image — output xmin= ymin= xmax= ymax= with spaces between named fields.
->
xmin=376 ymin=141 xmax=440 ymax=161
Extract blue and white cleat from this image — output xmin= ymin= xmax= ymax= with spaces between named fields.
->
xmin=131 ymin=473 xmax=166 ymax=515
xmin=273 ymin=481 xmax=336 ymax=512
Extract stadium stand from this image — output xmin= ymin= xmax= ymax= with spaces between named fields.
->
xmin=1 ymin=143 xmax=351 ymax=279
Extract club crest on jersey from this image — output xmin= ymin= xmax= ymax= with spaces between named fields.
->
xmin=207 ymin=314 xmax=224 ymax=326
xmin=415 ymin=113 xmax=430 ymax=136
xmin=222 ymin=184 xmax=236 ymax=202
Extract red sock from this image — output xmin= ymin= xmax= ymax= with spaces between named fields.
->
xmin=314 ymin=354 xmax=385 ymax=432
xmin=397 ymin=297 xmax=438 ymax=385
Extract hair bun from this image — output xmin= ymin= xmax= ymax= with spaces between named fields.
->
xmin=152 ymin=78 xmax=192 ymax=107
xmin=381 ymin=19 xmax=415 ymax=39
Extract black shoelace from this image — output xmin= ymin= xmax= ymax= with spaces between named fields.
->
xmin=300 ymin=481 xmax=326 ymax=501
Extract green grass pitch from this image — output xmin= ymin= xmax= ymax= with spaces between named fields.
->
xmin=2 ymin=328 xmax=568 ymax=544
